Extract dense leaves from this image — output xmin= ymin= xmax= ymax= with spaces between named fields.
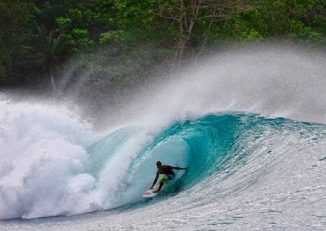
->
xmin=0 ymin=0 xmax=325 ymax=87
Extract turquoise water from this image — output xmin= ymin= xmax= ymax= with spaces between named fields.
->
xmin=1 ymin=45 xmax=326 ymax=230
xmin=1 ymin=108 xmax=325 ymax=230
xmin=87 ymin=113 xmax=326 ymax=209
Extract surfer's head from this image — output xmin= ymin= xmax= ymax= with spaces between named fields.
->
xmin=156 ymin=161 xmax=162 ymax=167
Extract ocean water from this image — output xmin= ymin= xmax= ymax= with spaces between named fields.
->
xmin=0 ymin=45 xmax=326 ymax=230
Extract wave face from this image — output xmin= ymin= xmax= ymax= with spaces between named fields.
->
xmin=0 ymin=45 xmax=326 ymax=230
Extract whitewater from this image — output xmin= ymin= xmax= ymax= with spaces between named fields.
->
xmin=0 ymin=45 xmax=326 ymax=230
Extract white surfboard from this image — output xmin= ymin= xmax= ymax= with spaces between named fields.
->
xmin=143 ymin=189 xmax=159 ymax=198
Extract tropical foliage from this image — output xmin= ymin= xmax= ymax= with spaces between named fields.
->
xmin=0 ymin=0 xmax=325 ymax=88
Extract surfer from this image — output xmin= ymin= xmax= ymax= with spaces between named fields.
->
xmin=150 ymin=161 xmax=187 ymax=193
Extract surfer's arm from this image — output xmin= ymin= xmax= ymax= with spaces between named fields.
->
xmin=171 ymin=166 xmax=188 ymax=170
xmin=150 ymin=171 xmax=159 ymax=189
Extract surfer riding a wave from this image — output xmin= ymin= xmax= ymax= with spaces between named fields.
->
xmin=150 ymin=161 xmax=187 ymax=193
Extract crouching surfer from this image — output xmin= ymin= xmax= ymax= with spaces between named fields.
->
xmin=150 ymin=161 xmax=187 ymax=193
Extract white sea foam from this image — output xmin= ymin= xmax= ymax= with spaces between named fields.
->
xmin=0 ymin=100 xmax=96 ymax=218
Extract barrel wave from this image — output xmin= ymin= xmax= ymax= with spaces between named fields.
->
xmin=0 ymin=45 xmax=326 ymax=230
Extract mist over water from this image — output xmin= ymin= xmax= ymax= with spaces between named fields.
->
xmin=55 ymin=44 xmax=326 ymax=129
xmin=126 ymin=44 xmax=326 ymax=126
xmin=0 ymin=44 xmax=326 ymax=230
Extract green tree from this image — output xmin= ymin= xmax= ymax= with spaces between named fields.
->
xmin=53 ymin=0 xmax=116 ymax=53
xmin=241 ymin=0 xmax=326 ymax=42
xmin=0 ymin=1 xmax=35 ymax=84
xmin=0 ymin=0 xmax=325 ymax=88
xmin=144 ymin=0 xmax=257 ymax=67
xmin=24 ymin=26 xmax=65 ymax=90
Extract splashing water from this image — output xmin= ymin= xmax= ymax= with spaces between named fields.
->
xmin=0 ymin=45 xmax=326 ymax=230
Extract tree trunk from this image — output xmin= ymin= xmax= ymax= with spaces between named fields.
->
xmin=174 ymin=39 xmax=186 ymax=68
xmin=174 ymin=0 xmax=200 ymax=68
xmin=197 ymin=16 xmax=215 ymax=60
xmin=2 ymin=60 xmax=12 ymax=83
xmin=49 ymin=66 xmax=57 ymax=91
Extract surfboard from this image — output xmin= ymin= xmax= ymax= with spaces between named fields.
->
xmin=143 ymin=189 xmax=159 ymax=198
